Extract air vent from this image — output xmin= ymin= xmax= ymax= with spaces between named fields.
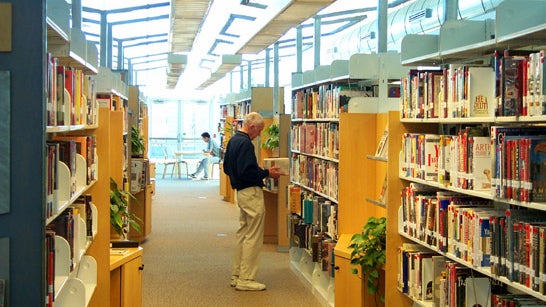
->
xmin=360 ymin=31 xmax=376 ymax=40
xmin=408 ymin=8 xmax=432 ymax=23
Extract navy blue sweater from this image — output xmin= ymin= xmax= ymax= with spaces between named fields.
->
xmin=223 ymin=131 xmax=269 ymax=190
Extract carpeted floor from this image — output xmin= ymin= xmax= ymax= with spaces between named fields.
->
xmin=141 ymin=177 xmax=323 ymax=307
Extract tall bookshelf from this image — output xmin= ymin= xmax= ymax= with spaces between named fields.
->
xmin=218 ymin=87 xmax=284 ymax=204
xmin=288 ymin=53 xmax=407 ymax=306
xmin=389 ymin=3 xmax=546 ymax=306
xmin=0 ymin=1 xmax=130 ymax=305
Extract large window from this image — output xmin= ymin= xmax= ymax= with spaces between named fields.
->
xmin=148 ymin=99 xmax=218 ymax=159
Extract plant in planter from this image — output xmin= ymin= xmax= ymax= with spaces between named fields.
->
xmin=261 ymin=123 xmax=279 ymax=151
xmin=130 ymin=125 xmax=145 ymax=157
xmin=348 ymin=216 xmax=387 ymax=305
xmin=110 ymin=177 xmax=142 ymax=239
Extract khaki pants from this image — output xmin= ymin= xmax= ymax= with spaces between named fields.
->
xmin=232 ymin=186 xmax=265 ymax=280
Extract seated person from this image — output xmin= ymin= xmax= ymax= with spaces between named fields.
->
xmin=190 ymin=132 xmax=220 ymax=179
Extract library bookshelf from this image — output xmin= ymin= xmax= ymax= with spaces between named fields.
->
xmin=288 ymin=53 xmax=407 ymax=306
xmin=390 ymin=3 xmax=546 ymax=306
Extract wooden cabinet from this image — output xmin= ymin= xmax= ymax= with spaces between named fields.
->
xmin=129 ymin=185 xmax=153 ymax=243
xmin=110 ymin=247 xmax=143 ymax=307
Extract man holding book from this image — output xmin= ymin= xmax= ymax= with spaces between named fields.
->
xmin=223 ymin=112 xmax=284 ymax=291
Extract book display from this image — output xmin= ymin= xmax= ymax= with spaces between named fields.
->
xmin=289 ymin=53 xmax=407 ymax=306
xmin=390 ymin=3 xmax=546 ymax=306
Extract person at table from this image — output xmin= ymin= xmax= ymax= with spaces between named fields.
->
xmin=190 ymin=132 xmax=220 ymax=180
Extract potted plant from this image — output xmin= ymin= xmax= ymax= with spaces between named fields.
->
xmin=348 ymin=216 xmax=387 ymax=305
xmin=261 ymin=123 xmax=279 ymax=151
xmin=130 ymin=125 xmax=145 ymax=158
xmin=110 ymin=177 xmax=142 ymax=239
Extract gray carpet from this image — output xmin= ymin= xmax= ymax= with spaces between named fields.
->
xmin=141 ymin=177 xmax=323 ymax=307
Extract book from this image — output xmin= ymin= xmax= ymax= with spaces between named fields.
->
xmin=529 ymin=137 xmax=546 ymax=202
xmin=465 ymin=277 xmax=490 ymax=307
xmin=469 ymin=136 xmax=492 ymax=191
xmin=432 ymin=255 xmax=446 ymax=306
xmin=468 ymin=66 xmax=496 ymax=117
xmin=375 ymin=126 xmax=388 ymax=157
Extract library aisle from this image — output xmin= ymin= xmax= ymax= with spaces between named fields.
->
xmin=141 ymin=177 xmax=323 ymax=306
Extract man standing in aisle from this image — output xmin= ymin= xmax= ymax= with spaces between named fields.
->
xmin=190 ymin=132 xmax=220 ymax=180
xmin=223 ymin=112 xmax=284 ymax=291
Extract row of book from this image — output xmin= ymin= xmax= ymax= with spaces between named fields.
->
xmin=292 ymin=85 xmax=370 ymax=120
xmin=46 ymin=135 xmax=97 ymax=218
xmin=398 ymin=242 xmax=492 ymax=307
xmin=400 ymin=66 xmax=495 ymax=119
xmin=291 ymin=217 xmax=336 ymax=278
xmin=401 ymin=183 xmax=546 ymax=295
xmin=288 ymin=185 xmax=338 ymax=238
xmin=400 ymin=50 xmax=546 ymax=119
xmin=401 ymin=127 xmax=492 ymax=192
xmin=494 ymin=50 xmax=546 ymax=117
xmin=46 ymin=53 xmax=98 ymax=127
xmin=401 ymin=183 xmax=491 ymax=261
xmin=400 ymin=126 xmax=546 ymax=202
xmin=290 ymin=122 xmax=339 ymax=159
xmin=219 ymin=100 xmax=252 ymax=120
xmin=399 ymin=242 xmax=546 ymax=307
xmin=290 ymin=154 xmax=338 ymax=201
xmin=46 ymin=196 xmax=95 ymax=306
xmin=490 ymin=126 xmax=546 ymax=202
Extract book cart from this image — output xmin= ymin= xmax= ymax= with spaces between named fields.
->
xmin=388 ymin=2 xmax=546 ymax=306
xmin=288 ymin=53 xmax=407 ymax=306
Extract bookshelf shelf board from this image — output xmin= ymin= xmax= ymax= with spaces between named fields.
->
xmin=365 ymin=198 xmax=386 ymax=208
xmin=291 ymin=181 xmax=338 ymax=204
xmin=399 ymin=176 xmax=493 ymax=200
xmin=401 ymin=292 xmax=433 ymax=307
xmin=366 ymin=154 xmax=387 ymax=162
xmin=46 ymin=17 xmax=69 ymax=43
xmin=292 ymin=118 xmax=340 ymax=123
xmin=292 ymin=151 xmax=339 ymax=164
xmin=46 ymin=124 xmax=98 ymax=133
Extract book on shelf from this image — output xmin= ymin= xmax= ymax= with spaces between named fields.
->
xmin=469 ymin=136 xmax=492 ymax=191
xmin=374 ymin=126 xmax=388 ymax=158
xmin=468 ymin=66 xmax=496 ymax=117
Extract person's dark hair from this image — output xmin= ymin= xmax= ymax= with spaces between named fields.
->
xmin=201 ymin=132 xmax=210 ymax=138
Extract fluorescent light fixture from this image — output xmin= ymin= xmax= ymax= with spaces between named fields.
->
xmin=195 ymin=54 xmax=242 ymax=90
xmin=166 ymin=52 xmax=187 ymax=89
xmin=236 ymin=0 xmax=336 ymax=54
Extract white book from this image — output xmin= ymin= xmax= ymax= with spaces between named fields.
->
xmin=465 ymin=277 xmax=490 ymax=307
xmin=470 ymin=136 xmax=492 ymax=191
xmin=468 ymin=67 xmax=496 ymax=117
xmin=421 ymin=256 xmax=434 ymax=301
xmin=424 ymin=134 xmax=440 ymax=181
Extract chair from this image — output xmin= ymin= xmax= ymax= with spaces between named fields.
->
xmin=173 ymin=151 xmax=189 ymax=178
xmin=210 ymin=160 xmax=220 ymax=179
xmin=157 ymin=147 xmax=178 ymax=179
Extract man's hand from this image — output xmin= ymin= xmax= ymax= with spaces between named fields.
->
xmin=268 ymin=166 xmax=286 ymax=179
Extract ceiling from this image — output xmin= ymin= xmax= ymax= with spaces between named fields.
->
xmin=81 ymin=0 xmax=375 ymax=95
